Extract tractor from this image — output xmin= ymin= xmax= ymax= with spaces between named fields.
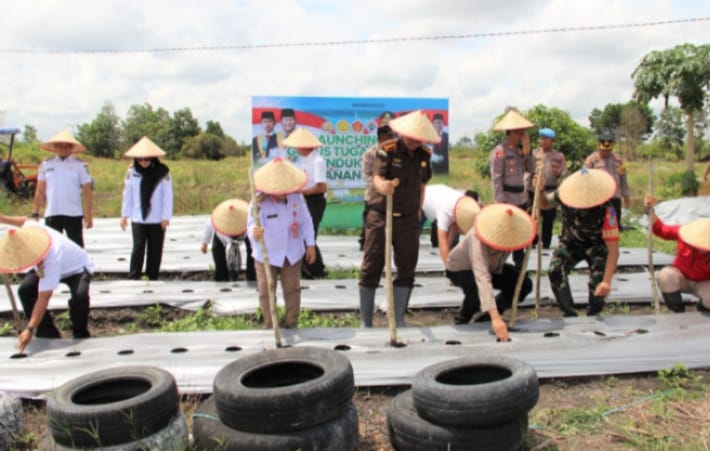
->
xmin=0 ymin=128 xmax=38 ymax=198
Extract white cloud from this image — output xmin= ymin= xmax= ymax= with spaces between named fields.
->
xmin=0 ymin=0 xmax=708 ymax=143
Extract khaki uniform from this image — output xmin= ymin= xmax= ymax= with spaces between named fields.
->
xmin=528 ymin=148 xmax=567 ymax=248
xmin=489 ymin=142 xmax=535 ymax=207
xmin=583 ymin=151 xmax=630 ymax=200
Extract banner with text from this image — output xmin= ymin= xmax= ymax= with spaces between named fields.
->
xmin=251 ymin=96 xmax=450 ymax=190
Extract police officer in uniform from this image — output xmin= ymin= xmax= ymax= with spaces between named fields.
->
xmin=527 ymin=127 xmax=567 ymax=249
xmin=489 ymin=109 xmax=535 ymax=268
xmin=541 ymin=168 xmax=620 ymax=317
xmin=359 ymin=110 xmax=436 ymax=327
xmin=32 ymin=130 xmax=93 ymax=248
xmin=584 ymin=132 xmax=630 ymax=227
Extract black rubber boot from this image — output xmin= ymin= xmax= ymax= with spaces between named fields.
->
xmin=359 ymin=286 xmax=377 ymax=327
xmin=662 ymin=291 xmax=685 ymax=313
xmin=551 ymin=285 xmax=578 ymax=317
xmin=587 ymin=296 xmax=605 ymax=316
xmin=393 ymin=286 xmax=412 ymax=327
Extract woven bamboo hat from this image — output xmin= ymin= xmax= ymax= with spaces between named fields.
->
xmin=454 ymin=196 xmax=481 ymax=234
xmin=254 ymin=157 xmax=308 ymax=195
xmin=124 ymin=136 xmax=166 ymax=158
xmin=679 ymin=218 xmax=710 ymax=252
xmin=557 ymin=168 xmax=617 ymax=209
xmin=282 ymin=128 xmax=323 ymax=149
xmin=40 ymin=130 xmax=86 ymax=154
xmin=493 ymin=110 xmax=534 ymax=131
xmin=211 ymin=199 xmax=249 ymax=237
xmin=474 ymin=204 xmax=536 ymax=251
xmin=388 ymin=110 xmax=441 ymax=144
xmin=0 ymin=226 xmax=51 ymax=274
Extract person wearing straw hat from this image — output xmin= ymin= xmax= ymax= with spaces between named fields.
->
xmin=527 ymin=127 xmax=567 ymax=249
xmin=584 ymin=132 xmax=630 ymax=228
xmin=422 ymin=184 xmax=479 ymax=265
xmin=120 ymin=136 xmax=173 ymax=280
xmin=31 ymin=130 xmax=93 ymax=248
xmin=201 ymin=199 xmax=254 ymax=282
xmin=359 ymin=110 xmax=436 ymax=328
xmin=251 ymin=110 xmax=283 ymax=166
xmin=445 ymin=204 xmax=534 ymax=339
xmin=248 ymin=157 xmax=316 ymax=329
xmin=489 ymin=108 xmax=536 ymax=269
xmin=0 ymin=215 xmax=93 ymax=353
xmin=286 ymin=128 xmax=329 ymax=279
xmin=541 ymin=168 xmax=620 ymax=317
xmin=359 ymin=124 xmax=396 ymax=251
xmin=644 ymin=195 xmax=710 ymax=313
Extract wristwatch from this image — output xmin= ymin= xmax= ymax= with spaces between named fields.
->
xmin=24 ymin=326 xmax=36 ymax=335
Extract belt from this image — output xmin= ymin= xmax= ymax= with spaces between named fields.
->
xmin=544 ymin=184 xmax=557 ymax=191
xmin=503 ymin=184 xmax=524 ymax=193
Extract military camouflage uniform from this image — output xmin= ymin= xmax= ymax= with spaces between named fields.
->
xmin=547 ymin=191 xmax=619 ymax=316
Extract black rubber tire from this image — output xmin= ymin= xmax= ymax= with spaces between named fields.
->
xmin=213 ymin=346 xmax=355 ymax=433
xmin=0 ymin=391 xmax=24 ymax=450
xmin=46 ymin=366 xmax=179 ymax=448
xmin=388 ymin=390 xmax=527 ymax=451
xmin=193 ymin=396 xmax=359 ymax=451
xmin=412 ymin=355 xmax=539 ymax=427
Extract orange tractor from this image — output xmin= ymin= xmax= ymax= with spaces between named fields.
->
xmin=1 ymin=128 xmax=38 ymax=198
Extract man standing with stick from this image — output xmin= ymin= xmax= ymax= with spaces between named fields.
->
xmin=359 ymin=110 xmax=437 ymax=328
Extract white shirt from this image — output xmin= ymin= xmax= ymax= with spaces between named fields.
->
xmin=422 ymin=184 xmax=465 ymax=233
xmin=38 ymin=155 xmax=92 ymax=217
xmin=121 ymin=166 xmax=173 ymax=224
xmin=26 ymin=224 xmax=94 ymax=292
xmin=247 ymin=193 xmax=315 ymax=267
xmin=293 ymin=150 xmax=327 ymax=191
xmin=202 ymin=220 xmax=245 ymax=248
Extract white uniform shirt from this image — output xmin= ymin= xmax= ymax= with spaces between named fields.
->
xmin=422 ymin=184 xmax=464 ymax=233
xmin=38 ymin=155 xmax=92 ymax=217
xmin=202 ymin=220 xmax=245 ymax=248
xmin=247 ymin=193 xmax=315 ymax=267
xmin=26 ymin=224 xmax=94 ymax=292
xmin=293 ymin=150 xmax=327 ymax=191
xmin=121 ymin=166 xmax=173 ymax=224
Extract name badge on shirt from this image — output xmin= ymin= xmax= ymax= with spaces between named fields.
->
xmin=266 ymin=214 xmax=278 ymax=219
xmin=46 ymin=168 xmax=55 ymax=172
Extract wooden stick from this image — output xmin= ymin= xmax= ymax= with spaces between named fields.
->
xmin=510 ymin=153 xmax=545 ymax=328
xmin=647 ymin=156 xmax=660 ymax=314
xmin=2 ymin=274 xmax=22 ymax=329
xmin=385 ymin=192 xmax=397 ymax=346
xmin=247 ymin=169 xmax=282 ymax=348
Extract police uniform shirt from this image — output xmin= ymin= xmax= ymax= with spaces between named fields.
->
xmin=584 ymin=151 xmax=630 ymax=199
xmin=489 ymin=142 xmax=535 ymax=206
xmin=202 ymin=220 xmax=245 ymax=248
xmin=121 ymin=166 xmax=174 ymax=224
xmin=371 ymin=138 xmax=432 ymax=215
xmin=529 ymin=148 xmax=567 ymax=209
xmin=422 ymin=184 xmax=464 ymax=233
xmin=38 ymin=155 xmax=92 ymax=217
xmin=447 ymin=228 xmax=510 ymax=313
xmin=247 ymin=193 xmax=315 ymax=267
xmin=293 ymin=150 xmax=327 ymax=191
xmin=25 ymin=224 xmax=94 ymax=292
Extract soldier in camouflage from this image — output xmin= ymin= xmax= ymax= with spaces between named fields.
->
xmin=541 ymin=168 xmax=620 ymax=316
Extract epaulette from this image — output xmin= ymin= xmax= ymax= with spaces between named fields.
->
xmin=377 ymin=139 xmax=397 ymax=159
xmin=495 ymin=148 xmax=505 ymax=160
xmin=419 ymin=145 xmax=432 ymax=155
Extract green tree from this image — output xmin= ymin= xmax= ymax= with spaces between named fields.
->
xmin=76 ymin=101 xmax=122 ymax=158
xmin=632 ymin=43 xmax=710 ymax=172
xmin=181 ymin=133 xmax=226 ymax=160
xmin=588 ymin=101 xmax=654 ymax=139
xmin=655 ymin=106 xmax=685 ymax=156
xmin=167 ymin=107 xmax=201 ymax=157
xmin=205 ymin=120 xmax=225 ymax=138
xmin=122 ymin=103 xmax=171 ymax=153
xmin=22 ymin=124 xmax=38 ymax=143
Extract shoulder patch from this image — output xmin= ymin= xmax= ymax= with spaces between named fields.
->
xmin=495 ymin=148 xmax=504 ymax=160
xmin=419 ymin=145 xmax=432 ymax=155
xmin=382 ymin=140 xmax=397 ymax=153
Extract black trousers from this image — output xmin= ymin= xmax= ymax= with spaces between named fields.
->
xmin=610 ymin=197 xmax=622 ymax=229
xmin=302 ymin=194 xmax=327 ymax=277
xmin=446 ymin=264 xmax=532 ymax=324
xmin=18 ymin=269 xmax=91 ymax=338
xmin=211 ymin=236 xmax=256 ymax=282
xmin=528 ymin=191 xmax=557 ymax=249
xmin=129 ymin=223 xmax=165 ymax=280
xmin=45 ymin=215 xmax=84 ymax=248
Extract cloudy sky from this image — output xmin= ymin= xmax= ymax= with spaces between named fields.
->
xmin=1 ymin=0 xmax=708 ymax=143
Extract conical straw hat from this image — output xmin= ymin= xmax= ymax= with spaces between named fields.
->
xmin=557 ymin=168 xmax=617 ymax=209
xmin=124 ymin=136 xmax=166 ymax=158
xmin=388 ymin=110 xmax=441 ymax=144
xmin=0 ymin=226 xmax=51 ymax=274
xmin=679 ymin=218 xmax=710 ymax=252
xmin=211 ymin=199 xmax=249 ymax=236
xmin=493 ymin=110 xmax=534 ymax=131
xmin=254 ymin=157 xmax=308 ymax=195
xmin=474 ymin=204 xmax=536 ymax=251
xmin=40 ymin=130 xmax=86 ymax=154
xmin=282 ymin=128 xmax=322 ymax=148
xmin=454 ymin=196 xmax=481 ymax=234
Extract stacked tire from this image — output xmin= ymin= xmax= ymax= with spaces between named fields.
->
xmin=0 ymin=391 xmax=24 ymax=450
xmin=193 ymin=346 xmax=359 ymax=450
xmin=43 ymin=366 xmax=188 ymax=450
xmin=388 ymin=355 xmax=538 ymax=451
